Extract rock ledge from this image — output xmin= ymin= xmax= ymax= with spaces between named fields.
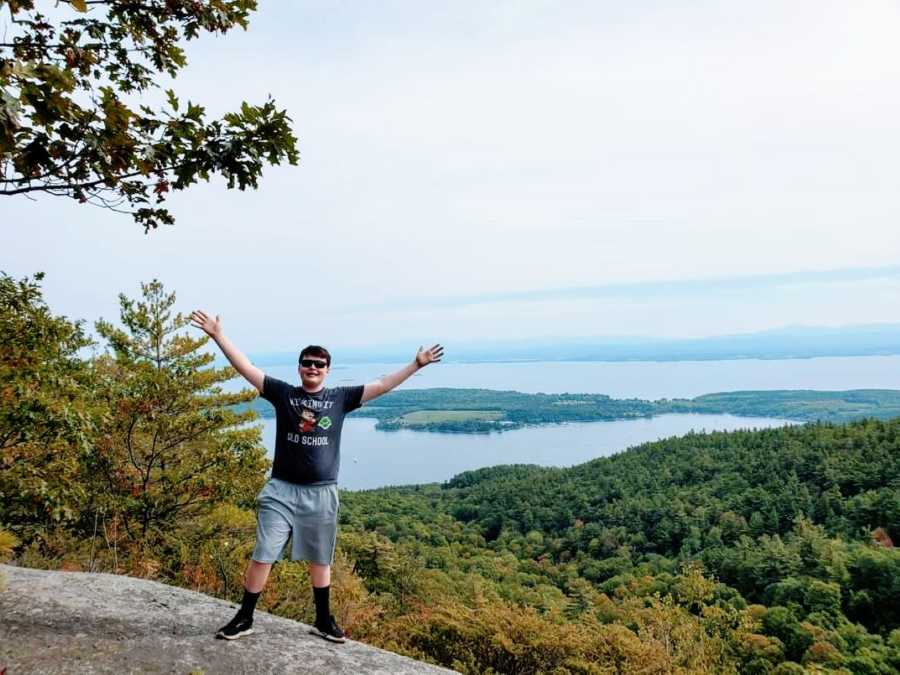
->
xmin=0 ymin=564 xmax=453 ymax=674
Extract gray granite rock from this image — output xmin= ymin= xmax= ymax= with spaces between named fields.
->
xmin=0 ymin=564 xmax=455 ymax=674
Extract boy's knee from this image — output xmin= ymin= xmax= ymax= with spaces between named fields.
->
xmin=309 ymin=562 xmax=331 ymax=587
xmin=244 ymin=560 xmax=273 ymax=593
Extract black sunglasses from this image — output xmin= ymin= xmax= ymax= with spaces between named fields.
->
xmin=300 ymin=358 xmax=328 ymax=369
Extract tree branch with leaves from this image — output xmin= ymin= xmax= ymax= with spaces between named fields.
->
xmin=0 ymin=0 xmax=298 ymax=231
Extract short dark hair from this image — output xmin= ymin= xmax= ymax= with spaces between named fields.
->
xmin=299 ymin=345 xmax=331 ymax=367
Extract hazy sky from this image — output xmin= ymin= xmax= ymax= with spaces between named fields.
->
xmin=4 ymin=1 xmax=900 ymax=353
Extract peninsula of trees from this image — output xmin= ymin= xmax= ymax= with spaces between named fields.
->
xmin=243 ymin=388 xmax=900 ymax=433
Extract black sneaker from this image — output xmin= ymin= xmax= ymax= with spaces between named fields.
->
xmin=309 ymin=615 xmax=346 ymax=643
xmin=216 ymin=611 xmax=254 ymax=640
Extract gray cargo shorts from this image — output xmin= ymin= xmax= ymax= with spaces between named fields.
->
xmin=251 ymin=477 xmax=339 ymax=565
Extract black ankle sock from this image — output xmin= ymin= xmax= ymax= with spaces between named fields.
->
xmin=313 ymin=585 xmax=330 ymax=626
xmin=239 ymin=588 xmax=261 ymax=619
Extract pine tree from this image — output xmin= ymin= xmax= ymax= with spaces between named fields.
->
xmin=91 ymin=280 xmax=267 ymax=544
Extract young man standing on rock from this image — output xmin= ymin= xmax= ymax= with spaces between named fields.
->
xmin=191 ymin=310 xmax=443 ymax=643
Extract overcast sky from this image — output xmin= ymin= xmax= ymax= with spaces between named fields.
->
xmin=4 ymin=0 xmax=900 ymax=353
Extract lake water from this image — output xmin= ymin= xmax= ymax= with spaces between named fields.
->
xmin=236 ymin=355 xmax=900 ymax=490
xmin=257 ymin=414 xmax=795 ymax=491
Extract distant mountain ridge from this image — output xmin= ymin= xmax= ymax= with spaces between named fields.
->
xmin=248 ymin=324 xmax=900 ymax=365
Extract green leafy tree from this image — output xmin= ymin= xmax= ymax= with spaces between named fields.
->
xmin=846 ymin=544 xmax=900 ymax=634
xmin=761 ymin=606 xmax=815 ymax=663
xmin=0 ymin=0 xmax=298 ymax=230
xmin=0 ymin=271 xmax=94 ymax=536
xmin=90 ymin=279 xmax=267 ymax=544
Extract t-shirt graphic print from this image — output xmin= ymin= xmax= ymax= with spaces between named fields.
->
xmin=299 ymin=407 xmax=319 ymax=433
xmin=261 ymin=375 xmax=364 ymax=485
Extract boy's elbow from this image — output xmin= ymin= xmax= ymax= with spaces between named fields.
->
xmin=245 ymin=368 xmax=264 ymax=393
xmin=362 ymin=381 xmax=386 ymax=403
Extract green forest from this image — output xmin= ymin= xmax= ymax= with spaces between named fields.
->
xmin=3 ymin=273 xmax=900 ymax=673
xmin=242 ymin=387 xmax=900 ymax=433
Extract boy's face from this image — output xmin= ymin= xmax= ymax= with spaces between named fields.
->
xmin=298 ymin=356 xmax=329 ymax=391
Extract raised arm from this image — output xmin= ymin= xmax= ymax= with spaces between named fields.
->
xmin=361 ymin=344 xmax=444 ymax=404
xmin=191 ymin=310 xmax=265 ymax=393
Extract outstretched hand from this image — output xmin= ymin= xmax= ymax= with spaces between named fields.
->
xmin=415 ymin=344 xmax=444 ymax=368
xmin=190 ymin=310 xmax=222 ymax=338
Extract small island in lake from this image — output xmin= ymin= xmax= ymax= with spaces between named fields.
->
xmin=239 ymin=388 xmax=900 ymax=433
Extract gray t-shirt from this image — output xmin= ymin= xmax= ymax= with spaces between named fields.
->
xmin=262 ymin=375 xmax=364 ymax=485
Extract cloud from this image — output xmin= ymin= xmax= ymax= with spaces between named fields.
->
xmin=336 ymin=264 xmax=900 ymax=311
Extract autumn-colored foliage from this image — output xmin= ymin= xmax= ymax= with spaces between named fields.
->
xmin=2 ymin=273 xmax=266 ymax=574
